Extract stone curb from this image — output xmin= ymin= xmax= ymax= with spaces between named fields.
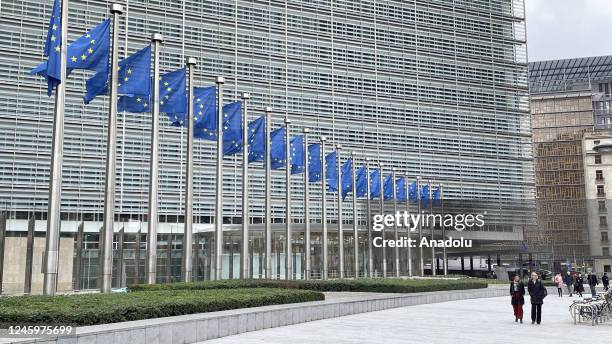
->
xmin=5 ymin=287 xmax=516 ymax=344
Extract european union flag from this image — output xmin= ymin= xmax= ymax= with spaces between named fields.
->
xmin=32 ymin=16 xmax=111 ymax=96
xmin=117 ymin=67 xmax=185 ymax=116
xmin=86 ymin=45 xmax=151 ymax=104
xmin=409 ymin=181 xmax=418 ymax=202
xmin=396 ymin=177 xmax=407 ymax=202
xmin=221 ymin=101 xmax=243 ymax=156
xmin=355 ymin=165 xmax=367 ymax=198
xmin=308 ymin=144 xmax=322 ymax=182
xmin=420 ymin=185 xmax=431 ymax=205
xmin=247 ymin=116 xmax=265 ymax=163
xmin=290 ymin=136 xmax=305 ymax=174
xmin=383 ymin=174 xmax=393 ymax=200
xmin=270 ymin=127 xmax=286 ymax=169
xmin=192 ymin=86 xmax=218 ymax=140
xmin=341 ymin=157 xmax=353 ymax=200
xmin=433 ymin=186 xmax=442 ymax=206
xmin=34 ymin=0 xmax=61 ymax=95
xmin=370 ymin=169 xmax=381 ymax=199
xmin=326 ymin=152 xmax=338 ymax=192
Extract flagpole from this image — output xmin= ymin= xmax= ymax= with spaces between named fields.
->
xmin=379 ymin=163 xmax=386 ymax=278
xmin=264 ymin=107 xmax=272 ymax=279
xmin=182 ymin=57 xmax=196 ymax=283
xmin=351 ymin=151 xmax=358 ymax=278
xmin=214 ymin=76 xmax=225 ymax=280
xmin=429 ymin=179 xmax=435 ymax=276
xmin=365 ymin=157 xmax=373 ymax=278
xmin=320 ymin=136 xmax=328 ymax=280
xmin=101 ymin=3 xmax=123 ymax=293
xmin=240 ymin=92 xmax=250 ymax=279
xmin=284 ymin=116 xmax=292 ymax=280
xmin=303 ymin=128 xmax=311 ymax=280
xmin=406 ymin=173 xmax=412 ymax=277
xmin=441 ymin=184 xmax=447 ymax=276
xmin=336 ymin=144 xmax=344 ymax=279
xmin=146 ymin=33 xmax=163 ymax=285
xmin=392 ymin=168 xmax=399 ymax=277
xmin=417 ymin=176 xmax=423 ymax=276
xmin=42 ymin=0 xmax=70 ymax=296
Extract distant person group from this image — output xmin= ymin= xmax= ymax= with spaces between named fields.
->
xmin=509 ymin=270 xmax=610 ymax=325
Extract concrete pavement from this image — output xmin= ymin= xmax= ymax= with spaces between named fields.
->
xmin=204 ymin=293 xmax=610 ymax=344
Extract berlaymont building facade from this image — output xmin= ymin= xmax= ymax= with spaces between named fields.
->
xmin=0 ymin=0 xmax=532 ymax=293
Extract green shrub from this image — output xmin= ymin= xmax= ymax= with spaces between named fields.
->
xmin=129 ymin=278 xmax=488 ymax=294
xmin=0 ymin=288 xmax=324 ymax=326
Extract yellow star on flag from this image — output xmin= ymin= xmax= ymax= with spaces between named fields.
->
xmin=71 ymin=56 xmax=77 ymax=62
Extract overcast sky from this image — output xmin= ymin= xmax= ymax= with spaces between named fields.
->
xmin=526 ymin=0 xmax=612 ymax=62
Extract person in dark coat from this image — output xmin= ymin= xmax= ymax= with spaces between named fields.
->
xmin=564 ymin=271 xmax=574 ymax=296
xmin=588 ymin=273 xmax=599 ymax=297
xmin=510 ymin=274 xmax=525 ymax=323
xmin=575 ymin=273 xmax=585 ymax=297
xmin=527 ymin=272 xmax=547 ymax=324
xmin=602 ymin=273 xmax=609 ymax=291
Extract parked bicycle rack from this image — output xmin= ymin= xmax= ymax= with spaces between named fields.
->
xmin=569 ymin=294 xmax=612 ymax=326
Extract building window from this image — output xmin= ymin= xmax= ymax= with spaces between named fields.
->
xmin=605 ymin=265 xmax=612 ymax=273
xmin=601 ymin=216 xmax=608 ymax=226
xmin=598 ymin=185 xmax=605 ymax=197
xmin=602 ymin=232 xmax=609 ymax=242
xmin=603 ymin=247 xmax=610 ymax=256
xmin=596 ymin=170 xmax=604 ymax=181
xmin=595 ymin=155 xmax=602 ymax=164
xmin=599 ymin=201 xmax=607 ymax=212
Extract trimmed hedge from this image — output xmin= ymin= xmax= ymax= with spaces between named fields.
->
xmin=129 ymin=278 xmax=488 ymax=294
xmin=0 ymin=288 xmax=324 ymax=326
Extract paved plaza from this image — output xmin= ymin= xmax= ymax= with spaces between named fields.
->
xmin=205 ymin=293 xmax=610 ymax=344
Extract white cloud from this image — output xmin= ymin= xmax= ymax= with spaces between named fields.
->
xmin=526 ymin=0 xmax=612 ymax=61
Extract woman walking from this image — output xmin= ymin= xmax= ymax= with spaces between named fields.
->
xmin=527 ymin=272 xmax=547 ymax=325
xmin=510 ymin=274 xmax=525 ymax=323
xmin=554 ymin=272 xmax=563 ymax=297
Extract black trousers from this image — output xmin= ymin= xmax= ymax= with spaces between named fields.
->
xmin=531 ymin=304 xmax=542 ymax=324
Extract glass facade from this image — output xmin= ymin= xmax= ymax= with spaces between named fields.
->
xmin=1 ymin=0 xmax=531 ymax=220
xmin=0 ymin=0 xmax=534 ymax=288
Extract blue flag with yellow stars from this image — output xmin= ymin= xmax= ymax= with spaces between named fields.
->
xmin=409 ymin=181 xmax=418 ymax=202
xmin=308 ymin=143 xmax=321 ymax=182
xmin=120 ymin=69 xmax=193 ymax=124
xmin=370 ymin=169 xmax=381 ymax=199
xmin=355 ymin=165 xmax=367 ymax=198
xmin=290 ymin=136 xmax=304 ymax=175
xmin=383 ymin=174 xmax=393 ymax=200
xmin=433 ymin=186 xmax=441 ymax=206
xmin=396 ymin=177 xmax=407 ymax=202
xmin=32 ymin=14 xmax=111 ymax=96
xmin=420 ymin=185 xmax=430 ymax=205
xmin=270 ymin=127 xmax=286 ymax=170
xmin=85 ymin=45 xmax=151 ymax=104
xmin=193 ymin=87 xmax=218 ymax=140
xmin=221 ymin=101 xmax=243 ymax=156
xmin=34 ymin=0 xmax=61 ymax=95
xmin=340 ymin=157 xmax=353 ymax=200
xmin=247 ymin=116 xmax=265 ymax=163
xmin=326 ymin=152 xmax=338 ymax=193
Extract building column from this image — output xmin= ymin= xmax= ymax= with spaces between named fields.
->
xmin=24 ymin=215 xmax=35 ymax=294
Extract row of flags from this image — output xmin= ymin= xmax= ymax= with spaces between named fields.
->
xmin=32 ymin=0 xmax=444 ymax=292
xmin=31 ymin=3 xmax=443 ymax=206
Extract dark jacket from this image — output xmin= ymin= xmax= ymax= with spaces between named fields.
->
xmin=527 ymin=279 xmax=546 ymax=305
xmin=575 ymin=276 xmax=585 ymax=292
xmin=589 ymin=274 xmax=599 ymax=286
xmin=602 ymin=275 xmax=609 ymax=286
xmin=510 ymin=281 xmax=525 ymax=305
xmin=564 ymin=274 xmax=574 ymax=285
